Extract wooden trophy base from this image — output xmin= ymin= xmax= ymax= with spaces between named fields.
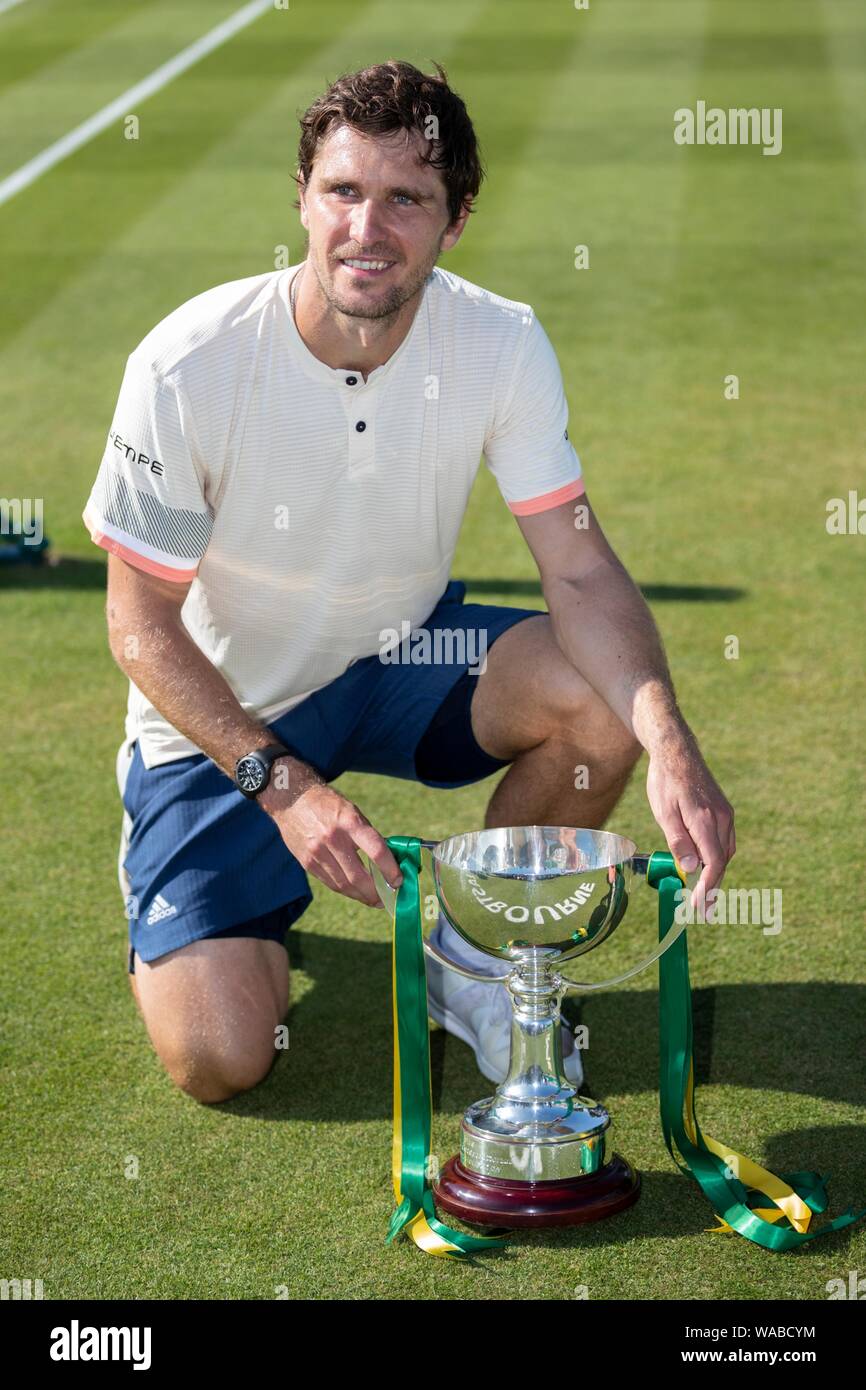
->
xmin=433 ymin=1153 xmax=641 ymax=1229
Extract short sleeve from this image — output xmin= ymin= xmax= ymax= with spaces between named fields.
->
xmin=82 ymin=353 xmax=213 ymax=583
xmin=483 ymin=311 xmax=585 ymax=515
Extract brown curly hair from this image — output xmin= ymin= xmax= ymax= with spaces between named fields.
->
xmin=292 ymin=60 xmax=485 ymax=226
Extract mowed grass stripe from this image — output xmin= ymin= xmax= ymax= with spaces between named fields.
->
xmin=0 ymin=0 xmax=276 ymax=202
xmin=0 ymin=0 xmax=265 ymax=171
xmin=627 ymin=0 xmax=865 ymax=1086
xmin=0 ymin=0 xmax=368 ymax=351
xmin=659 ymin=0 xmax=865 ymax=800
xmin=821 ymin=0 xmax=866 ymax=218
xmin=454 ymin=0 xmax=712 ymax=548
xmin=0 ymin=0 xmax=166 ymax=98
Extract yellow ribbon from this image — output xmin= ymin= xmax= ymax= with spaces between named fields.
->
xmin=679 ymin=1060 xmax=814 ymax=1236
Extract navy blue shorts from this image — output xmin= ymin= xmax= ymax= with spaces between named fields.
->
xmin=120 ymin=581 xmax=542 ymax=971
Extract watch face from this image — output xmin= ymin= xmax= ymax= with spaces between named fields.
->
xmin=236 ymin=755 xmax=265 ymax=793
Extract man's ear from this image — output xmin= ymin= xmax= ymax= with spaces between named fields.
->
xmin=296 ymin=169 xmax=308 ymax=228
xmin=441 ymin=197 xmax=472 ymax=253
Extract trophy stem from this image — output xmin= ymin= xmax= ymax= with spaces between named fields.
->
xmin=425 ymin=827 xmax=644 ymax=1228
xmin=497 ymin=954 xmax=568 ymax=1101
xmin=435 ymin=950 xmax=642 ymax=1223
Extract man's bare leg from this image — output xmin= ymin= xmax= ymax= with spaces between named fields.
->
xmin=128 ymin=937 xmax=290 ymax=1103
xmin=470 ymin=614 xmax=643 ymax=830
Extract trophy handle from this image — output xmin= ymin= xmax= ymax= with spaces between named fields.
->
xmin=422 ymin=937 xmax=511 ymax=985
xmin=560 ymin=927 xmax=686 ymax=993
xmin=369 ymin=844 xmax=512 ymax=986
xmin=559 ymin=850 xmax=701 ymax=994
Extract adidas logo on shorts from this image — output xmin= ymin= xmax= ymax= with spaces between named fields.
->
xmin=145 ymin=893 xmax=178 ymax=926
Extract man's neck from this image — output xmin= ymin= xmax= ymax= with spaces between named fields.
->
xmin=291 ymin=261 xmax=425 ymax=381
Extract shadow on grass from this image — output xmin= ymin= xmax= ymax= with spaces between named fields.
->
xmin=483 ymin=1126 xmax=866 ymax=1255
xmin=233 ymin=932 xmax=864 ymax=1114
xmin=0 ymin=558 xmax=746 ymax=606
xmin=0 ymin=555 xmax=107 ymax=590
xmin=461 ymin=578 xmax=746 ymax=602
xmin=220 ymin=934 xmax=864 ymax=1248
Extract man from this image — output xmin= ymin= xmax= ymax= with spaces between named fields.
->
xmin=83 ymin=60 xmax=734 ymax=1105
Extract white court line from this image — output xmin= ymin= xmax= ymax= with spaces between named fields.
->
xmin=0 ymin=0 xmax=272 ymax=207
xmin=0 ymin=0 xmax=30 ymax=16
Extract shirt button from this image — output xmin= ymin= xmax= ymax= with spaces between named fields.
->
xmin=355 ymin=420 xmax=366 ymax=432
xmin=345 ymin=375 xmax=358 ymax=386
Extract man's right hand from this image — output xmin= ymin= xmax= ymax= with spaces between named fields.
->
xmin=258 ymin=758 xmax=403 ymax=908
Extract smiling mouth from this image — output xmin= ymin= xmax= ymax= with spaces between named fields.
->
xmin=338 ymin=257 xmax=396 ymax=276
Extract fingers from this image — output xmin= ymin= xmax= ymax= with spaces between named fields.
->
xmin=286 ymin=794 xmax=404 ymax=908
xmin=350 ymin=819 xmax=404 ymax=892
xmin=687 ymin=812 xmax=727 ymax=909
xmin=658 ymin=805 xmax=700 ymax=880
xmin=304 ymin=842 xmax=361 ymax=901
xmin=324 ymin=814 xmax=404 ymax=908
xmin=306 ymin=827 xmax=380 ymax=907
xmin=656 ymin=798 xmax=735 ymax=913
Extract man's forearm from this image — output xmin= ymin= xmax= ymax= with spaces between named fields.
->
xmin=109 ymin=606 xmax=302 ymax=783
xmin=544 ymin=558 xmax=696 ymax=757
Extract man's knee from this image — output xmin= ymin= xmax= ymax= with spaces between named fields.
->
xmin=165 ymin=1032 xmax=279 ymax=1104
xmin=129 ymin=938 xmax=290 ymax=1103
xmin=545 ymin=673 xmax=643 ymax=776
xmin=593 ymin=717 xmax=643 ymax=774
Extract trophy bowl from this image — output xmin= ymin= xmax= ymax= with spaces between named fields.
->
xmin=432 ymin=824 xmax=635 ymax=960
xmin=373 ymin=826 xmax=689 ymax=1229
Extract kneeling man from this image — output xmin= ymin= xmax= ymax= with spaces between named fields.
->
xmin=83 ymin=60 xmax=734 ymax=1103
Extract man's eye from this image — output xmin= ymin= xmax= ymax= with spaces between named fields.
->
xmin=331 ymin=186 xmax=413 ymax=203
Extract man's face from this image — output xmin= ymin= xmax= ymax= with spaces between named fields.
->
xmin=298 ymin=123 xmax=469 ymax=320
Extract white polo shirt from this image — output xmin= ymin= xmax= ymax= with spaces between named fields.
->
xmin=83 ymin=263 xmax=585 ymax=768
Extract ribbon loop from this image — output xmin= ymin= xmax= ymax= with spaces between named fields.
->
xmin=654 ymin=867 xmax=865 ymax=1250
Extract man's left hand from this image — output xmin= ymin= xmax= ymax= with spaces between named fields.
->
xmin=645 ymin=737 xmax=736 ymax=906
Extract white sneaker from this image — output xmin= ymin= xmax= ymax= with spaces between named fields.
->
xmin=425 ymin=935 xmax=584 ymax=1089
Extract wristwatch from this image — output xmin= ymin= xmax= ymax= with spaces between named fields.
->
xmin=235 ymin=742 xmax=290 ymax=799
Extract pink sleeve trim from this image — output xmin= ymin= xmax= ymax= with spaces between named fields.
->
xmin=507 ymin=476 xmax=585 ymax=516
xmin=83 ymin=507 xmax=196 ymax=585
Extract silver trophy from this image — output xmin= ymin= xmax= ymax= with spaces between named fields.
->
xmin=373 ymin=826 xmax=689 ymax=1228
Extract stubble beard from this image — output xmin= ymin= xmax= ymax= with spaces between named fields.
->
xmin=308 ymin=237 xmax=443 ymax=324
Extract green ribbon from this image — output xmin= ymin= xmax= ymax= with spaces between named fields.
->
xmin=385 ymin=835 xmax=507 ymax=1255
xmin=651 ymin=853 xmax=866 ymax=1249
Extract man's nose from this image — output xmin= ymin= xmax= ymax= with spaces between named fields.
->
xmin=348 ymin=199 xmax=388 ymax=250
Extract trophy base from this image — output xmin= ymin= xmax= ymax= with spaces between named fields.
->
xmin=433 ymin=1153 xmax=640 ymax=1229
